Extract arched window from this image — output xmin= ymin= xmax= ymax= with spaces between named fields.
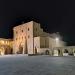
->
xmin=22 ymin=30 xmax=23 ymax=32
xmin=28 ymin=28 xmax=29 ymax=31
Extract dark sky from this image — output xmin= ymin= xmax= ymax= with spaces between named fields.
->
xmin=0 ymin=0 xmax=75 ymax=45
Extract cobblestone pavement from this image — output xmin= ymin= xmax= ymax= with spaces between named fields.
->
xmin=0 ymin=55 xmax=75 ymax=75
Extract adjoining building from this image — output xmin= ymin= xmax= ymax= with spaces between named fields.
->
xmin=0 ymin=38 xmax=13 ymax=55
xmin=13 ymin=21 xmax=66 ymax=55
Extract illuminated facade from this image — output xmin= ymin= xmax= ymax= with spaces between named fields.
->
xmin=0 ymin=21 xmax=75 ymax=56
xmin=13 ymin=21 xmax=66 ymax=55
xmin=0 ymin=38 xmax=13 ymax=55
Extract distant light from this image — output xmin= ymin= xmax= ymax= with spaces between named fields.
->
xmin=55 ymin=37 xmax=59 ymax=41
xmin=1 ymin=40 xmax=4 ymax=44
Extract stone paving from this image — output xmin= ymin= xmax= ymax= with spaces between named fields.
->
xmin=0 ymin=55 xmax=75 ymax=75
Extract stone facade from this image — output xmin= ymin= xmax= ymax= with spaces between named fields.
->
xmin=53 ymin=46 xmax=75 ymax=56
xmin=0 ymin=21 xmax=75 ymax=56
xmin=13 ymin=21 xmax=66 ymax=55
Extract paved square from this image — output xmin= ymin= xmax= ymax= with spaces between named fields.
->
xmin=0 ymin=55 xmax=75 ymax=75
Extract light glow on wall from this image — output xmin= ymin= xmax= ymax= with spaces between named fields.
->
xmin=55 ymin=37 xmax=59 ymax=41
xmin=1 ymin=40 xmax=4 ymax=44
xmin=55 ymin=37 xmax=60 ymax=47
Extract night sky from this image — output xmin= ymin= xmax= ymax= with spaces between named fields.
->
xmin=0 ymin=0 xmax=75 ymax=45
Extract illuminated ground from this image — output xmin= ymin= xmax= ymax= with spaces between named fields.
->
xmin=0 ymin=55 xmax=75 ymax=75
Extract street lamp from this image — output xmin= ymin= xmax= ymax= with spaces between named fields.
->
xmin=55 ymin=37 xmax=59 ymax=41
xmin=55 ymin=37 xmax=59 ymax=47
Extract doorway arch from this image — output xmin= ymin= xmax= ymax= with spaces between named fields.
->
xmin=64 ymin=49 xmax=68 ymax=53
xmin=18 ymin=45 xmax=23 ymax=54
xmin=45 ymin=50 xmax=49 ymax=55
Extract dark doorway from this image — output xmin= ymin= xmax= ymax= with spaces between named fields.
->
xmin=45 ymin=50 xmax=49 ymax=55
xmin=25 ymin=49 xmax=28 ymax=54
xmin=25 ymin=39 xmax=28 ymax=54
xmin=58 ymin=49 xmax=60 ymax=55
xmin=18 ymin=45 xmax=23 ymax=54
xmin=69 ymin=49 xmax=73 ymax=56
xmin=64 ymin=49 xmax=68 ymax=53
xmin=74 ymin=50 xmax=75 ymax=53
xmin=5 ymin=48 xmax=8 ymax=54
xmin=10 ymin=48 xmax=13 ymax=54
xmin=35 ymin=47 xmax=37 ymax=54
